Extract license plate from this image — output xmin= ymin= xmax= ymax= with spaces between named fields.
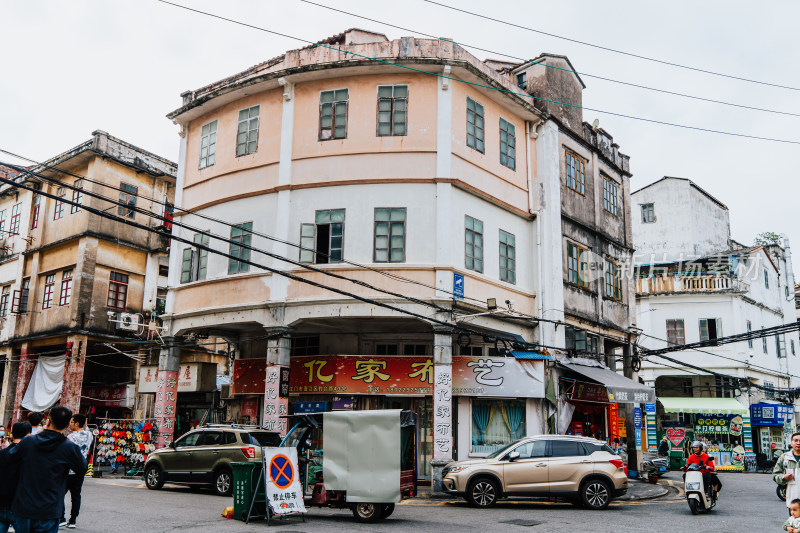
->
xmin=659 ymin=467 xmax=667 ymax=472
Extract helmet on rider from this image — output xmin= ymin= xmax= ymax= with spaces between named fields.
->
xmin=691 ymin=441 xmax=704 ymax=455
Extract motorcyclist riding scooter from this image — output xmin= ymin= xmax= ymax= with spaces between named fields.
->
xmin=683 ymin=441 xmax=722 ymax=514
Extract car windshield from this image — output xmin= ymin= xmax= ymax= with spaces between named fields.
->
xmin=485 ymin=440 xmax=525 ymax=459
xmin=247 ymin=432 xmax=280 ymax=446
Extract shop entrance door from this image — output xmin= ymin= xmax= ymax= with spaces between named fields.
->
xmin=385 ymin=397 xmax=433 ymax=480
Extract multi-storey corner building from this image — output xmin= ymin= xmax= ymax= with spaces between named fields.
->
xmin=634 ymin=177 xmax=800 ymax=465
xmin=0 ymin=131 xmax=176 ymax=426
xmin=161 ymin=29 xmax=646 ymax=486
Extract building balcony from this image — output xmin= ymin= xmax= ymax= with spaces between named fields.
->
xmin=636 ymin=274 xmax=748 ymax=296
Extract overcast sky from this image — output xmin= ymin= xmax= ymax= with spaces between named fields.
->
xmin=2 ymin=0 xmax=798 ymax=258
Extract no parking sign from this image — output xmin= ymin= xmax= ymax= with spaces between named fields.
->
xmin=263 ymin=447 xmax=307 ymax=515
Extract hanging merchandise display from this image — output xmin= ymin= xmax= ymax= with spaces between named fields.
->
xmin=93 ymin=419 xmax=159 ymax=473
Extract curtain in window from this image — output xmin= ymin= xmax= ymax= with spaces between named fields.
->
xmin=501 ymin=401 xmax=525 ymax=441
xmin=472 ymin=401 xmax=491 ymax=444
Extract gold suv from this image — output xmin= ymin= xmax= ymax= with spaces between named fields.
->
xmin=442 ymin=435 xmax=628 ymax=509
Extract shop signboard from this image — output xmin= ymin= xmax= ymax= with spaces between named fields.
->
xmin=138 ymin=364 xmax=215 ymax=393
xmin=633 ymin=407 xmax=642 ymax=429
xmin=750 ymin=403 xmax=793 ymax=427
xmin=241 ymin=397 xmax=259 ymax=422
xmin=608 ymin=404 xmax=619 ymax=441
xmin=332 ymin=396 xmax=354 ymax=410
xmin=571 ymin=382 xmax=609 ymax=403
xmin=644 ymin=403 xmax=656 ymax=414
xmin=83 ymin=384 xmax=135 ymax=408
xmin=694 ymin=415 xmax=743 ymax=435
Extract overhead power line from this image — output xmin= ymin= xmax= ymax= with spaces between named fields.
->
xmin=424 ymin=0 xmax=800 ymax=92
xmin=640 ymin=322 xmax=800 ymax=356
xmin=300 ymin=0 xmax=800 ymax=117
xmin=156 ymin=0 xmax=800 ymax=145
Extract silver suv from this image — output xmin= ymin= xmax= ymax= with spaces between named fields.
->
xmin=442 ymin=435 xmax=628 ymax=509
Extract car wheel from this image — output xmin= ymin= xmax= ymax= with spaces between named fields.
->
xmin=214 ymin=468 xmax=233 ymax=497
xmin=580 ymin=479 xmax=611 ymax=510
xmin=351 ymin=503 xmax=385 ymax=523
xmin=466 ymin=478 xmax=499 ymax=508
xmin=144 ymin=465 xmax=164 ymax=490
xmin=380 ymin=503 xmax=395 ymax=519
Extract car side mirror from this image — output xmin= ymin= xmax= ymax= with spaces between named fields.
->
xmin=508 ymin=451 xmax=520 ymax=462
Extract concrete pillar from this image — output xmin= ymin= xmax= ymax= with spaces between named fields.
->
xmin=622 ymin=343 xmax=640 ymax=472
xmin=154 ymin=337 xmax=181 ymax=447
xmin=263 ymin=328 xmax=291 ymax=436
xmin=61 ymin=335 xmax=88 ymax=414
xmin=431 ymin=326 xmax=453 ymax=494
xmin=12 ymin=343 xmax=34 ymax=423
xmin=0 ymin=349 xmax=16 ymax=426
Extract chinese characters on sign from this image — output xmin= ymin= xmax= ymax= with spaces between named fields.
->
xmin=433 ymin=365 xmax=452 ymax=460
xmin=154 ymin=370 xmax=178 ymax=448
xmin=263 ymin=366 xmax=289 ymax=436
xmin=263 ymin=447 xmax=307 ymax=516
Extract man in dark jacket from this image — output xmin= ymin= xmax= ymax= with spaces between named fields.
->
xmin=8 ymin=406 xmax=86 ymax=533
xmin=658 ymin=435 xmax=670 ymax=457
xmin=0 ymin=422 xmax=32 ymax=533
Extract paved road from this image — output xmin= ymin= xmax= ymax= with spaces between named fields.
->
xmin=68 ymin=472 xmax=786 ymax=532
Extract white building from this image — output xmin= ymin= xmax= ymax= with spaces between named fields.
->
xmin=633 ymin=177 xmax=800 ymax=460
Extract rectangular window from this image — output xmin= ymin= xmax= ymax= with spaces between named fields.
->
xmin=181 ymin=232 xmax=210 ymax=283
xmin=236 ymin=106 xmax=259 ymax=156
xmin=291 ymin=336 xmax=320 ymax=357
xmin=499 ymin=118 xmax=516 ymax=170
xmin=459 ymin=345 xmax=483 ymax=357
xmin=376 ymin=343 xmax=399 ymax=356
xmin=764 ymin=382 xmax=775 ymax=400
xmin=118 ymin=182 xmax=137 ymax=218
xmin=516 ymin=72 xmax=527 ymax=89
xmin=228 ymin=222 xmax=253 ymax=274
xmin=53 ymin=188 xmax=66 ymax=220
xmin=107 ymin=271 xmax=129 ymax=309
xmin=776 ymin=335 xmax=787 ymax=358
xmin=465 ymin=216 xmax=484 ymax=273
xmin=402 ymin=344 xmax=428 ymax=356
xmin=567 ymin=242 xmax=589 ymax=288
xmin=586 ymin=334 xmax=599 ymax=354
xmin=764 ymin=269 xmax=769 ymax=289
xmin=0 ymin=285 xmax=10 ymax=317
xmin=59 ymin=269 xmax=73 ymax=306
xmin=374 ymin=208 xmax=406 ymax=263
xmin=792 ymin=340 xmax=796 ymax=356
xmin=42 ymin=274 xmax=55 ymax=309
xmin=565 ymin=326 xmax=587 ymax=352
xmin=0 ymin=210 xmax=5 ymax=235
xmin=70 ymin=180 xmax=83 ymax=214
xmin=602 ymin=176 xmax=618 ymax=216
xmin=376 ymin=85 xmax=407 ymax=136
xmin=641 ymin=203 xmax=655 ymax=223
xmin=471 ymin=399 xmax=526 ymax=454
xmin=199 ymin=120 xmax=218 ymax=168
xmin=699 ymin=318 xmax=722 ymax=342
xmin=666 ymin=319 xmax=685 ymax=345
xmin=30 ymin=195 xmax=40 ymax=229
xmin=604 ymin=259 xmax=622 ymax=300
xmin=319 ymin=89 xmax=348 ymax=140
xmin=763 ymin=328 xmax=768 ymax=354
xmin=747 ymin=320 xmax=753 ymax=348
xmin=466 ymin=97 xmax=485 ymax=153
xmin=299 ymin=209 xmax=345 ymax=264
xmin=12 ymin=278 xmax=30 ymax=314
xmin=499 ymin=230 xmax=516 ymax=284
xmin=565 ymin=150 xmax=586 ymax=195
xmin=9 ymin=203 xmax=21 ymax=235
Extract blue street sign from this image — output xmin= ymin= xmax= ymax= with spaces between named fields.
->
xmin=636 ymin=428 xmax=642 ymax=447
xmin=644 ymin=403 xmax=656 ymax=414
xmin=293 ymin=401 xmax=327 ymax=414
xmin=453 ymin=272 xmax=464 ymax=300
xmin=633 ymin=407 xmax=643 ymax=429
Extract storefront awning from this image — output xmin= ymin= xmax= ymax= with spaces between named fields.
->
xmin=511 ymin=351 xmax=552 ymax=360
xmin=559 ymin=361 xmax=655 ymax=404
xmin=659 ymin=396 xmax=747 ymax=414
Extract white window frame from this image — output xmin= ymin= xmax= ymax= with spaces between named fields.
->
xmin=236 ymin=106 xmax=259 ymax=156
xmin=199 ymin=120 xmax=218 ymax=168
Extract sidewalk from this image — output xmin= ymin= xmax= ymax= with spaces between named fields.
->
xmin=415 ymin=477 xmax=668 ymax=501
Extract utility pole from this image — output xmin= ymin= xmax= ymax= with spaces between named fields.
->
xmin=623 ymin=343 xmax=640 ymax=473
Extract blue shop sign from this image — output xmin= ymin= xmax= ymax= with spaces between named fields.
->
xmin=294 ymin=401 xmax=328 ymax=414
xmin=644 ymin=403 xmax=656 ymax=414
xmin=750 ymin=403 xmax=793 ymax=426
xmin=634 ymin=407 xmax=643 ymax=429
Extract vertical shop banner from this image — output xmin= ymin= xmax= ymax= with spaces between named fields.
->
xmin=433 ymin=365 xmax=452 ymax=461
xmin=263 ymin=447 xmax=306 ymax=515
xmin=263 ymin=366 xmax=289 ymax=436
xmin=644 ymin=403 xmax=657 ymax=451
xmin=608 ymin=404 xmax=619 ymax=441
xmin=154 ymin=370 xmax=178 ymax=447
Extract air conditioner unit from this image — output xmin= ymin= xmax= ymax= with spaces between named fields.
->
xmin=117 ymin=313 xmax=140 ymax=332
xmin=220 ymin=384 xmax=233 ymax=400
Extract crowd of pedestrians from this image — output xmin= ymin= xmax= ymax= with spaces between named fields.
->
xmin=0 ymin=406 xmax=90 ymax=533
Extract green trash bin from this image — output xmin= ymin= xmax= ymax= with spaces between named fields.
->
xmin=232 ymin=462 xmax=267 ymax=522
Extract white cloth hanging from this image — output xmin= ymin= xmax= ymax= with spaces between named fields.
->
xmin=21 ymin=355 xmax=66 ymax=412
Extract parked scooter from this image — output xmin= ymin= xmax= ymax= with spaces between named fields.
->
xmin=683 ymin=464 xmax=717 ymax=515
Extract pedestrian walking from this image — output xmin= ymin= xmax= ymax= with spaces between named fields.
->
xmin=658 ymin=435 xmax=670 ymax=457
xmin=26 ymin=413 xmax=43 ymax=437
xmin=7 ymin=406 xmax=86 ymax=533
xmin=60 ymin=415 xmax=92 ymax=529
xmin=774 ymin=432 xmax=800 ymax=515
xmin=0 ymin=422 xmax=32 ymax=533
